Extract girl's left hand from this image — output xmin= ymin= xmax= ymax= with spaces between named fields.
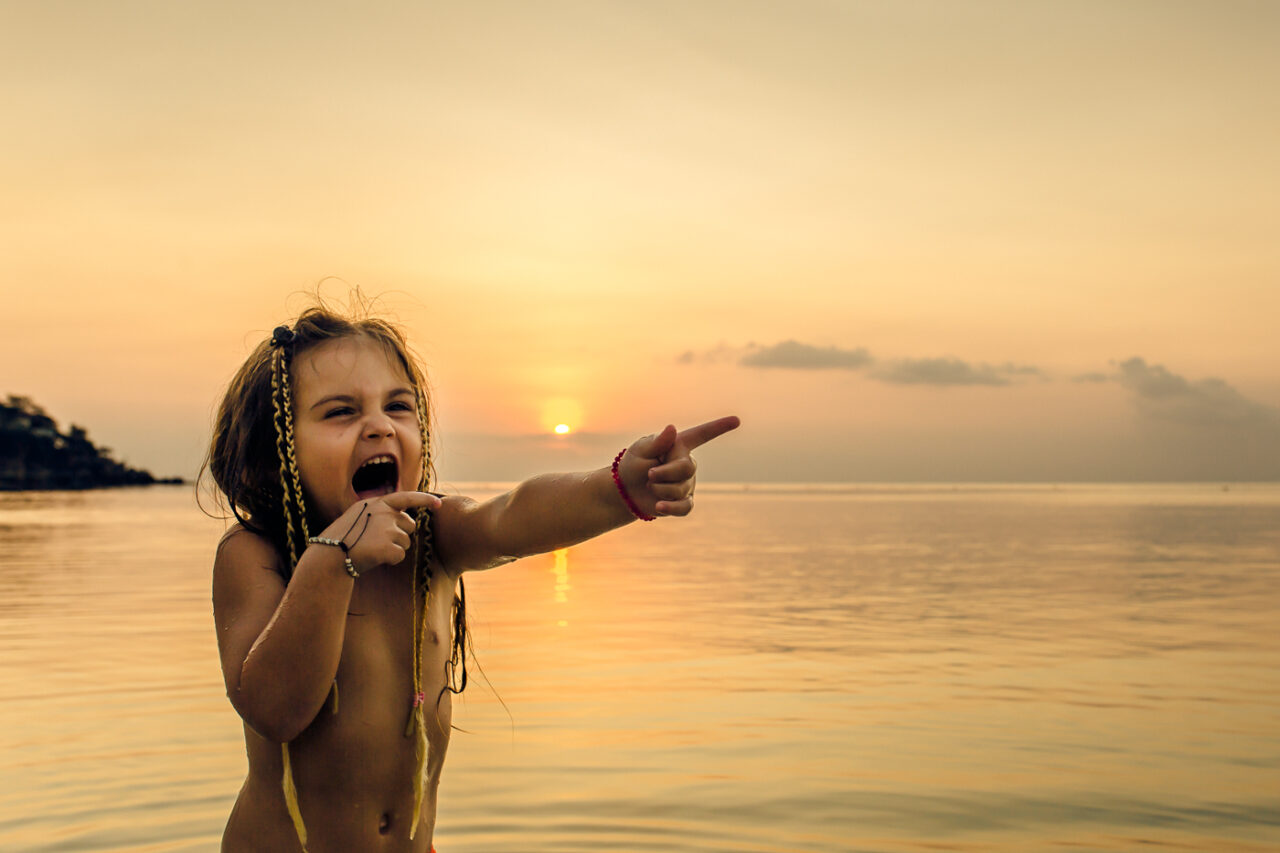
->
xmin=619 ymin=416 xmax=740 ymax=517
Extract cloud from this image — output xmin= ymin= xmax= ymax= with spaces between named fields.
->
xmin=871 ymin=358 xmax=1043 ymax=387
xmin=1095 ymin=357 xmax=1280 ymax=479
xmin=676 ymin=342 xmax=751 ymax=365
xmin=679 ymin=340 xmax=1042 ymax=387
xmin=738 ymin=340 xmax=874 ymax=370
xmin=1114 ymin=357 xmax=1280 ymax=429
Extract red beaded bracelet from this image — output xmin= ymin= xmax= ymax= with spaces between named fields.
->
xmin=611 ymin=448 xmax=656 ymax=521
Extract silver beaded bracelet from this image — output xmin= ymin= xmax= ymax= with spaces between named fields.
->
xmin=307 ymin=536 xmax=360 ymax=579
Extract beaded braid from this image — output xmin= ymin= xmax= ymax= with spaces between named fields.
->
xmin=411 ymin=383 xmax=467 ymax=702
xmin=411 ymin=385 xmax=469 ymax=705
xmin=407 ymin=385 xmax=433 ymax=839
xmin=279 ymin=354 xmax=311 ymax=548
xmin=270 ymin=349 xmax=303 ymax=569
xmin=272 ymin=344 xmax=314 ymax=850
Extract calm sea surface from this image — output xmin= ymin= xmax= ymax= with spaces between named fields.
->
xmin=0 ymin=483 xmax=1277 ymax=852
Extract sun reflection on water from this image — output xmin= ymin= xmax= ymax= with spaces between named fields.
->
xmin=551 ymin=547 xmax=571 ymax=626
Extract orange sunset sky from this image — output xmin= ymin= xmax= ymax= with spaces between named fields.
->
xmin=2 ymin=1 xmax=1277 ymax=483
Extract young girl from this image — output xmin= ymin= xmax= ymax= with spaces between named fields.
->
xmin=203 ymin=303 xmax=738 ymax=852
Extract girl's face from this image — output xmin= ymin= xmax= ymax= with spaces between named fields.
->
xmin=289 ymin=334 xmax=424 ymax=526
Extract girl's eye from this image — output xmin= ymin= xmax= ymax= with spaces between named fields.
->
xmin=324 ymin=407 xmax=355 ymax=419
xmin=388 ymin=401 xmax=415 ymax=413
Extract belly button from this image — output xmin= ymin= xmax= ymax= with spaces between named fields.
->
xmin=378 ymin=812 xmax=392 ymax=834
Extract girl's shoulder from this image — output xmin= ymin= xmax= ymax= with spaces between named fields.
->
xmin=215 ymin=522 xmax=288 ymax=583
xmin=428 ymin=492 xmax=519 ymax=575
xmin=420 ymin=493 xmax=473 ymax=576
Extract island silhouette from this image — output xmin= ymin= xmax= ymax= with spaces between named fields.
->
xmin=0 ymin=395 xmax=182 ymax=490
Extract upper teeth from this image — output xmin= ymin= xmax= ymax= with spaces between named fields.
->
xmin=360 ymin=455 xmax=394 ymax=469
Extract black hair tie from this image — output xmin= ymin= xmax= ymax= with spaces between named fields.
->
xmin=270 ymin=325 xmax=296 ymax=348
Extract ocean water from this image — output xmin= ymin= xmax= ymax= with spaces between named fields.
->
xmin=0 ymin=483 xmax=1277 ymax=852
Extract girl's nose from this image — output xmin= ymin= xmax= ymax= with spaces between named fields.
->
xmin=364 ymin=414 xmax=395 ymax=439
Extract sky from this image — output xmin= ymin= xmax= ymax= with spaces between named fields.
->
xmin=2 ymin=0 xmax=1277 ymax=483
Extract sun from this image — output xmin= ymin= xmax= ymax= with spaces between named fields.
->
xmin=541 ymin=397 xmax=584 ymax=435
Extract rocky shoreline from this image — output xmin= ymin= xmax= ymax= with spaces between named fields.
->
xmin=0 ymin=395 xmax=182 ymax=491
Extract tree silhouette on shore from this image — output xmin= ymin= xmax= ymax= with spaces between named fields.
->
xmin=0 ymin=395 xmax=180 ymax=490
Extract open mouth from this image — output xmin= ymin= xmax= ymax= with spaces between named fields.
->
xmin=352 ymin=455 xmax=399 ymax=499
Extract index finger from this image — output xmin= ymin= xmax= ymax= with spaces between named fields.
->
xmin=675 ymin=415 xmax=741 ymax=451
xmin=382 ymin=491 xmax=443 ymax=511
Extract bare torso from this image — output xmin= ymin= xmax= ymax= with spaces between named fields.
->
xmin=222 ymin=558 xmax=457 ymax=852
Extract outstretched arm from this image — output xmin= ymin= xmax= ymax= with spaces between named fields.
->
xmin=434 ymin=416 xmax=740 ymax=573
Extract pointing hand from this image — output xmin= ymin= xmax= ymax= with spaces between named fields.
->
xmin=618 ymin=416 xmax=740 ymax=517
